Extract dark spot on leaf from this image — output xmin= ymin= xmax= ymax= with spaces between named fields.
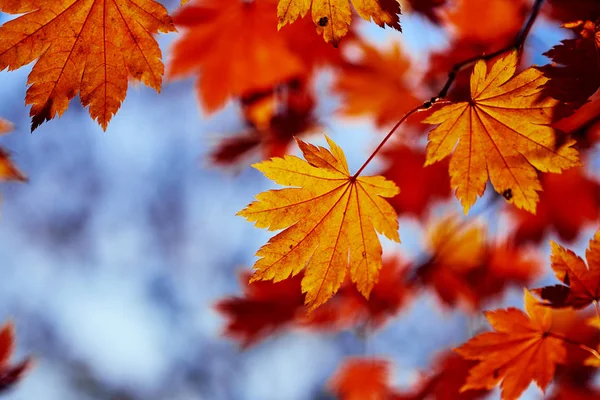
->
xmin=564 ymin=272 xmax=570 ymax=286
xmin=289 ymin=245 xmax=293 ymax=250
xmin=318 ymin=16 xmax=328 ymax=27
xmin=493 ymin=369 xmax=499 ymax=378
xmin=502 ymin=188 xmax=513 ymax=200
xmin=362 ymin=251 xmax=366 ymax=258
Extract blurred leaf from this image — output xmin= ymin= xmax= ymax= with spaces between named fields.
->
xmin=333 ymin=42 xmax=420 ymax=128
xmin=329 ymin=357 xmax=394 ymax=400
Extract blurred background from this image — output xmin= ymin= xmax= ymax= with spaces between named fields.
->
xmin=0 ymin=0 xmax=599 ymax=399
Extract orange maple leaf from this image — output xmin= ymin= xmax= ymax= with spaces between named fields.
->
xmin=417 ymin=216 xmax=540 ymax=310
xmin=455 ymin=290 xmax=567 ymax=400
xmin=333 ymin=42 xmax=421 ymax=128
xmin=238 ymin=136 xmax=399 ymax=311
xmin=0 ymin=0 xmax=175 ymax=131
xmin=277 ymin=0 xmax=401 ymax=46
xmin=423 ymin=50 xmax=580 ymax=213
xmin=328 ymin=357 xmax=395 ymax=400
xmin=0 ymin=322 xmax=32 ymax=393
xmin=169 ymin=0 xmax=305 ymax=113
xmin=533 ymin=230 xmax=600 ymax=309
xmin=169 ymin=0 xmax=340 ymax=114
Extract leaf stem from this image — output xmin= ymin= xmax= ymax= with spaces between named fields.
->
xmin=549 ymin=331 xmax=600 ymax=360
xmin=353 ymin=106 xmax=423 ymax=178
xmin=353 ymin=0 xmax=545 ymax=177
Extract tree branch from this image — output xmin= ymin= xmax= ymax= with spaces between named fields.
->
xmin=354 ymin=0 xmax=546 ymax=177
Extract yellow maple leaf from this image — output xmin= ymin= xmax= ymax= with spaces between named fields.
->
xmin=0 ymin=0 xmax=176 ymax=131
xmin=277 ymin=0 xmax=401 ymax=46
xmin=238 ymin=136 xmax=400 ymax=310
xmin=423 ymin=51 xmax=580 ymax=214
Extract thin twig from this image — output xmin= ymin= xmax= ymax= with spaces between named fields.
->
xmin=353 ymin=106 xmax=422 ymax=178
xmin=437 ymin=0 xmax=544 ymax=100
xmin=550 ymin=331 xmax=600 ymax=360
xmin=353 ymin=0 xmax=546 ymax=177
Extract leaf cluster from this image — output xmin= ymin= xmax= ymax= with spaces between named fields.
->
xmin=2 ymin=0 xmax=600 ymax=398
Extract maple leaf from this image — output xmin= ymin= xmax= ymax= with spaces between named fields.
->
xmin=455 ymin=290 xmax=567 ymax=400
xmin=540 ymin=20 xmax=600 ymax=109
xmin=277 ymin=0 xmax=401 ymax=46
xmin=395 ymin=352 xmax=488 ymax=400
xmin=509 ymin=168 xmax=600 ymax=244
xmin=0 ymin=322 xmax=32 ymax=393
xmin=423 ymin=50 xmax=580 ymax=214
xmin=238 ymin=136 xmax=400 ymax=311
xmin=380 ymin=144 xmax=450 ymax=217
xmin=328 ymin=357 xmax=395 ymax=400
xmin=169 ymin=0 xmax=340 ymax=114
xmin=417 ymin=216 xmax=540 ymax=309
xmin=333 ymin=42 xmax=421 ymax=128
xmin=217 ymin=258 xmax=411 ymax=347
xmin=170 ymin=0 xmax=305 ymax=113
xmin=216 ymin=271 xmax=305 ymax=348
xmin=0 ymin=0 xmax=175 ymax=131
xmin=210 ymin=79 xmax=319 ymax=166
xmin=533 ymin=230 xmax=600 ymax=309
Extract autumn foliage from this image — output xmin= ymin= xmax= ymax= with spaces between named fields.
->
xmin=2 ymin=0 xmax=600 ymax=398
